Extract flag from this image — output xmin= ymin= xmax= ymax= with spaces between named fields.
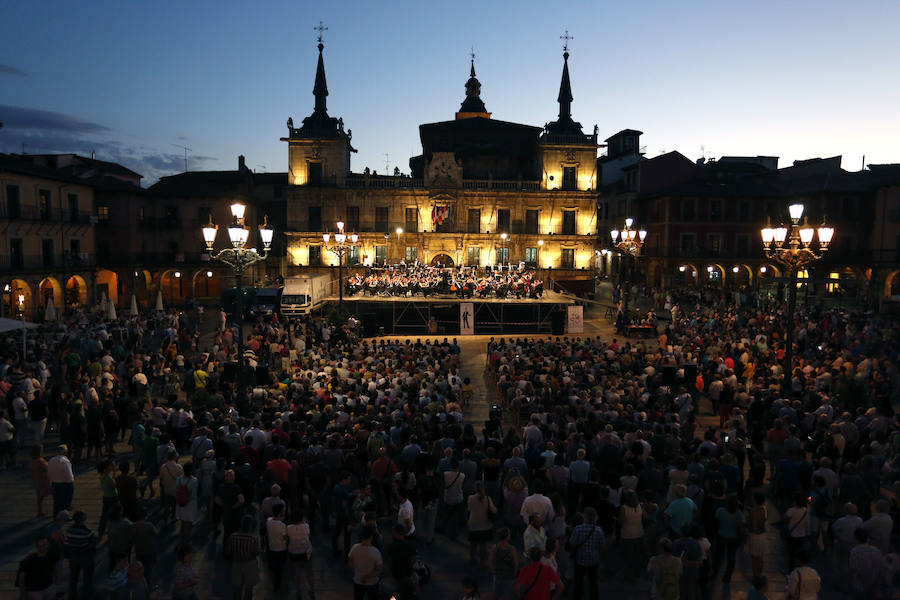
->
xmin=431 ymin=205 xmax=450 ymax=227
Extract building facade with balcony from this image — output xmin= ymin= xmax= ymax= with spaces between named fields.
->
xmin=0 ymin=153 xmax=98 ymax=318
xmin=282 ymin=41 xmax=603 ymax=295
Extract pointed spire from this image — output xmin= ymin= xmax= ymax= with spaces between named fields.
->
xmin=557 ymin=50 xmax=573 ymax=120
xmin=470 ymin=57 xmax=476 ymax=78
xmin=313 ymin=41 xmax=329 ymax=116
xmin=457 ymin=50 xmax=490 ymax=119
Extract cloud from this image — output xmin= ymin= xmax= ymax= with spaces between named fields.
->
xmin=0 ymin=64 xmax=27 ymax=77
xmin=0 ymin=105 xmax=110 ymax=133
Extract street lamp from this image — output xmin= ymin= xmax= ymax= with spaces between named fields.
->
xmin=323 ymin=220 xmax=357 ymax=306
xmin=609 ymin=217 xmax=647 ymax=321
xmin=201 ymin=202 xmax=273 ymax=389
xmin=760 ymin=202 xmax=834 ymax=394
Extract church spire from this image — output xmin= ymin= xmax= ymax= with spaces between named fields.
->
xmin=456 ymin=48 xmax=491 ymax=120
xmin=312 ymin=22 xmax=329 ymax=116
xmin=557 ymin=31 xmax=574 ymax=120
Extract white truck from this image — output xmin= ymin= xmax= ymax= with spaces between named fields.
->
xmin=280 ymin=274 xmax=332 ymax=317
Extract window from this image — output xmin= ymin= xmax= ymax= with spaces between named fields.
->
xmin=496 ymin=246 xmax=509 ymax=265
xmin=710 ymin=199 xmax=723 ymax=222
xmin=841 ymin=197 xmax=857 ymax=220
xmin=97 ymin=240 xmax=110 ymax=265
xmin=347 ymin=245 xmax=360 ymax=265
xmin=308 ymin=245 xmax=322 ymax=265
xmin=42 ymin=239 xmax=54 ymax=267
xmin=467 ymin=247 xmax=481 ymax=266
xmin=375 ymin=245 xmax=387 ymax=264
xmin=375 ymin=207 xmax=389 ymax=232
xmin=682 ymin=198 xmax=697 ymax=221
xmin=9 ymin=238 xmax=23 ymax=269
xmin=525 ymin=209 xmax=539 ymax=234
xmin=138 ymin=206 xmax=147 ymax=224
xmin=164 ymin=206 xmax=178 ymax=226
xmin=562 ymin=210 xmax=576 ymax=235
xmin=736 ymin=234 xmax=750 ymax=257
xmin=197 ymin=206 xmax=211 ymax=225
xmin=405 ymin=208 xmax=418 ymax=233
xmin=497 ymin=209 xmax=510 ymax=234
xmin=707 ymin=234 xmax=721 ymax=255
xmin=680 ymin=233 xmax=696 ymax=255
xmin=467 ymin=209 xmax=481 ymax=234
xmin=97 ymin=205 xmax=110 ymax=223
xmin=561 ymin=248 xmax=575 ymax=268
xmin=68 ymin=193 xmax=79 ymax=222
xmin=70 ymin=239 xmax=80 ymax=256
xmin=739 ymin=199 xmax=751 ymax=222
xmin=562 ymin=167 xmax=576 ymax=191
xmin=405 ymin=246 xmax=418 ymax=262
xmin=346 ymin=206 xmax=360 ymax=232
xmin=525 ymin=247 xmax=538 ymax=267
xmin=5 ymin=185 xmax=20 ymax=218
xmin=307 ymin=162 xmax=323 ymax=186
xmin=39 ymin=189 xmax=51 ymax=220
xmin=308 ymin=206 xmax=322 ymax=231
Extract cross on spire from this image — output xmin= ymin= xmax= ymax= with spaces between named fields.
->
xmin=470 ymin=46 xmax=475 ymax=62
xmin=314 ymin=20 xmax=328 ymax=44
xmin=560 ymin=29 xmax=573 ymax=53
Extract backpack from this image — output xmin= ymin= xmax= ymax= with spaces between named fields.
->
xmin=176 ymin=480 xmax=190 ymax=506
xmin=658 ymin=559 xmax=680 ymax=600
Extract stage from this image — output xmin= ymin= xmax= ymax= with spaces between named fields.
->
xmin=324 ymin=290 xmax=574 ymax=335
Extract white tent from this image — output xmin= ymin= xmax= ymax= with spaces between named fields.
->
xmin=99 ymin=291 xmax=108 ymax=313
xmin=129 ymin=294 xmax=139 ymax=317
xmin=0 ymin=318 xmax=39 ymax=334
xmin=107 ymin=298 xmax=117 ymax=321
xmin=44 ymin=297 xmax=57 ymax=322
xmin=155 ymin=289 xmax=164 ymax=312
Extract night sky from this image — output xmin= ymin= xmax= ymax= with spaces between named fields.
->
xmin=2 ymin=0 xmax=899 ymax=184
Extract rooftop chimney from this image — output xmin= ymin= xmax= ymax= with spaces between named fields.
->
xmin=238 ymin=155 xmax=246 ymax=171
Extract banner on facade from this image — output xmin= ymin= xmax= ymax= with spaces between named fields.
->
xmin=566 ymin=305 xmax=584 ymax=334
xmin=431 ymin=205 xmax=451 ymax=228
xmin=460 ymin=302 xmax=474 ymax=335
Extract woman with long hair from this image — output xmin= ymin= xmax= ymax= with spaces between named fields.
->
xmin=467 ymin=481 xmax=496 ymax=565
xmin=287 ymin=510 xmax=315 ymax=600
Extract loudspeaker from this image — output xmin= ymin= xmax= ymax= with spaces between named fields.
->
xmin=222 ymin=361 xmax=237 ymax=383
xmin=551 ymin=311 xmax=565 ymax=335
xmin=682 ymin=363 xmax=697 ymax=388
xmin=662 ymin=364 xmax=676 ymax=386
xmin=363 ymin=314 xmax=378 ymax=338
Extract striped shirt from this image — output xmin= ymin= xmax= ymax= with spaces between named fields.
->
xmin=64 ymin=524 xmax=96 ymax=554
xmin=226 ymin=532 xmax=260 ymax=563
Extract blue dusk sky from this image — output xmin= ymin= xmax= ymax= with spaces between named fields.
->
xmin=2 ymin=0 xmax=899 ymax=184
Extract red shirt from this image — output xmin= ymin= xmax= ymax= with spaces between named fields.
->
xmin=268 ymin=458 xmax=291 ymax=485
xmin=516 ymin=562 xmax=561 ymax=600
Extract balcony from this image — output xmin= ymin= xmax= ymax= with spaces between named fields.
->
xmin=462 ymin=179 xmax=541 ymax=191
xmin=0 ymin=204 xmax=93 ymax=224
xmin=0 ymin=253 xmax=95 ymax=273
xmin=539 ymin=132 xmax=599 ymax=146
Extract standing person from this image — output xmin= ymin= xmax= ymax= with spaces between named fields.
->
xmin=29 ymin=445 xmax=51 ymax=517
xmin=159 ymin=450 xmax=184 ymax=525
xmin=783 ymin=493 xmax=811 ymax=571
xmin=171 ymin=546 xmax=200 ymax=600
xmin=174 ymin=462 xmax=199 ymax=541
xmin=488 ymin=527 xmax=519 ymax=600
xmin=388 ymin=523 xmax=416 ymax=600
xmin=130 ymin=508 xmax=159 ymax=588
xmin=287 ymin=511 xmax=315 ymax=600
xmin=16 ymin=535 xmax=58 ymax=599
xmin=331 ymin=471 xmax=353 ymax=557
xmin=114 ymin=562 xmax=150 ymax=600
xmin=747 ymin=492 xmax=768 ymax=580
xmin=785 ymin=550 xmax=820 ymax=600
xmin=673 ymin=526 xmax=704 ymax=600
xmin=466 ymin=481 xmax=496 ymax=565
xmin=711 ymin=495 xmax=743 ymax=584
xmin=115 ymin=461 xmax=139 ymax=520
xmin=266 ymin=503 xmax=288 ymax=593
xmin=647 ymin=538 xmax=682 ymax=600
xmin=832 ymin=503 xmax=862 ymax=592
xmin=397 ymin=486 xmax=416 ymax=542
xmin=663 ymin=484 xmax=696 ymax=540
xmin=48 ymin=444 xmax=74 ymax=517
xmin=441 ymin=460 xmax=466 ymax=539
xmin=216 ymin=469 xmax=245 ymax=542
xmin=515 ymin=547 xmax=564 ymax=600
xmin=348 ymin=525 xmax=383 ymax=600
xmin=619 ymin=490 xmax=647 ymax=579
xmin=64 ymin=510 xmax=97 ymax=600
xmin=97 ymin=459 xmax=119 ymax=536
xmin=0 ymin=410 xmax=16 ymax=468
xmin=523 ymin=513 xmax=547 ymax=557
xmin=226 ymin=515 xmax=261 ymax=600
xmin=567 ymin=507 xmax=605 ymax=600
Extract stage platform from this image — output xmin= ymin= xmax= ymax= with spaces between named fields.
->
xmin=324 ymin=290 xmax=573 ymax=335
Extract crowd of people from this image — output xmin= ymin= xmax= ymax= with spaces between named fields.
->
xmin=2 ymin=281 xmax=900 ymax=600
xmin=346 ymin=265 xmax=544 ymax=300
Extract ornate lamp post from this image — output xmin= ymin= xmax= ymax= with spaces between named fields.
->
xmin=609 ymin=217 xmax=647 ymax=316
xmin=760 ymin=202 xmax=834 ymax=394
xmin=201 ymin=203 xmax=273 ymax=386
xmin=323 ymin=220 xmax=357 ymax=306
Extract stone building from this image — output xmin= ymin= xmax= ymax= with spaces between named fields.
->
xmin=283 ymin=40 xmax=603 ymax=295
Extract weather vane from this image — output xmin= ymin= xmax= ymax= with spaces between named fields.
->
xmin=470 ymin=46 xmax=475 ymax=62
xmin=315 ymin=20 xmax=328 ymax=44
xmin=560 ymin=30 xmax=573 ymax=52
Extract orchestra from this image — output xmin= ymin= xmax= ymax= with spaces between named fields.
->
xmin=345 ymin=264 xmax=544 ymax=299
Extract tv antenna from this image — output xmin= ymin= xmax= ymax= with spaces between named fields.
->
xmin=257 ymin=164 xmax=267 ymax=173
xmin=314 ymin=21 xmax=328 ymax=44
xmin=384 ymin=153 xmax=391 ymax=174
xmin=171 ymin=144 xmax=192 ymax=172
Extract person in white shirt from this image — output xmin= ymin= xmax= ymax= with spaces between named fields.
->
xmin=266 ymin=504 xmax=288 ymax=592
xmin=286 ymin=512 xmax=314 ymax=597
xmin=520 ymin=481 xmax=555 ymax=525
xmin=397 ymin=487 xmax=416 ymax=539
xmin=48 ymin=444 xmax=75 ymax=516
xmin=785 ymin=551 xmax=820 ymax=600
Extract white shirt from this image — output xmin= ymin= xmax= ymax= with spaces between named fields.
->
xmin=48 ymin=455 xmax=74 ymax=483
xmin=267 ymin=517 xmax=287 ymax=551
xmin=520 ymin=493 xmax=555 ymax=524
xmin=286 ymin=522 xmax=311 ymax=555
xmin=398 ymin=499 xmax=415 ymax=535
